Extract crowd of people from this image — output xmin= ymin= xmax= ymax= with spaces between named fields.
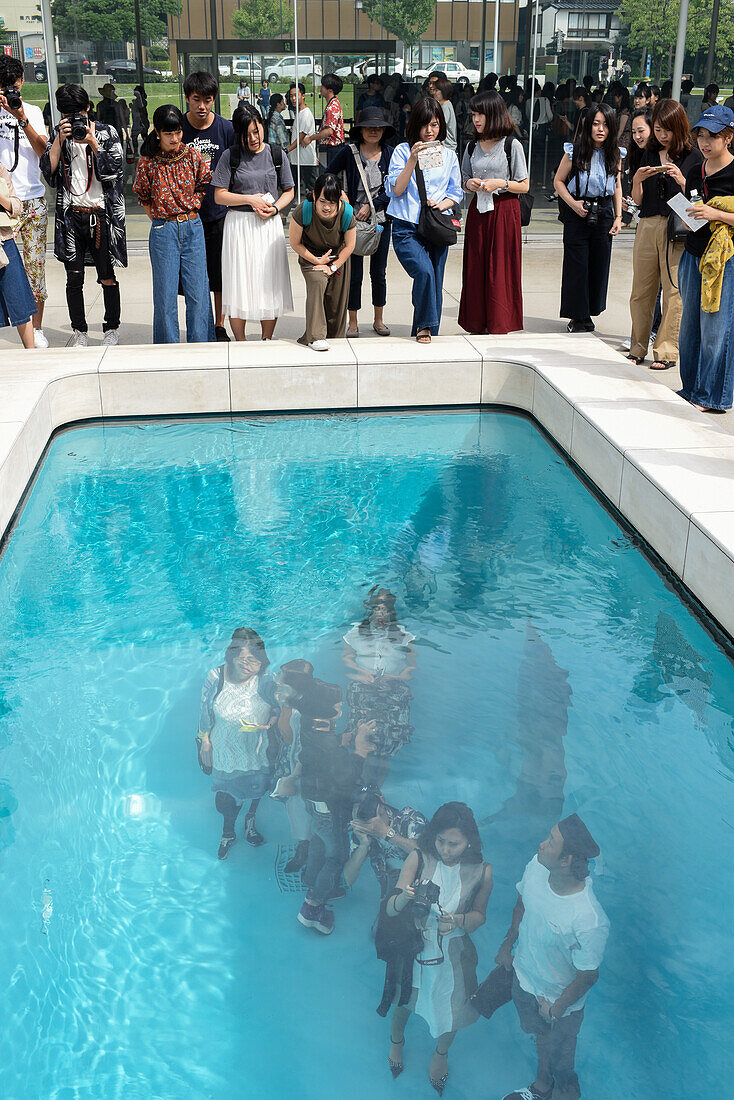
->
xmin=195 ymin=589 xmax=609 ymax=1100
xmin=1 ymin=55 xmax=733 ymax=408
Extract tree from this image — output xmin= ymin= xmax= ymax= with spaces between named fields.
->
xmin=361 ymin=0 xmax=436 ymax=48
xmin=619 ymin=0 xmax=680 ymax=81
xmin=231 ymin=0 xmax=293 ymax=39
xmin=0 ymin=17 xmax=9 ymax=45
xmin=50 ymin=0 xmax=182 ymax=69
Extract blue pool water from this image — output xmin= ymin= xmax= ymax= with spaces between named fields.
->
xmin=0 ymin=410 xmax=732 ymax=1099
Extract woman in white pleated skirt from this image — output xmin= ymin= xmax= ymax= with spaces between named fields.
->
xmin=213 ymin=105 xmax=295 ymax=340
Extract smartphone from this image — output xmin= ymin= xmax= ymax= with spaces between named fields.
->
xmin=654 ymin=165 xmax=668 ymax=174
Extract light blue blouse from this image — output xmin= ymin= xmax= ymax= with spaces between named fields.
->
xmin=563 ymin=143 xmax=626 ymax=198
xmin=386 ymin=142 xmax=463 ymax=224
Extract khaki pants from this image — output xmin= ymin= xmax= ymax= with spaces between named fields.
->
xmin=299 ymin=261 xmax=350 ymax=345
xmin=629 ymin=214 xmax=683 ymax=362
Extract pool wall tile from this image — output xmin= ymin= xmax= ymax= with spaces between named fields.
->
xmin=619 ymin=458 xmax=690 ymax=578
xmin=19 ymin=392 xmax=53 ymax=473
xmin=0 ymin=422 xmax=31 ymax=536
xmin=531 ymin=376 xmax=574 ymax=451
xmin=356 ymin=360 xmax=482 ymax=408
xmin=230 ymin=364 xmax=357 ymax=412
xmin=479 ymin=359 xmax=535 ymax=411
xmin=570 ymin=411 xmax=624 ymax=508
xmin=46 ymin=373 xmax=103 ymax=428
xmin=353 ymin=335 xmax=480 ymax=367
xmin=624 ymin=446 xmax=734 ymax=518
xmin=100 ymin=344 xmax=229 ymax=372
xmin=230 ymin=338 xmax=357 ymax=370
xmin=99 ymin=369 xmax=231 ymax=417
xmin=683 ymin=515 xmax=734 ymax=638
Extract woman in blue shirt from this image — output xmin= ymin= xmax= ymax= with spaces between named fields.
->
xmin=554 ymin=103 xmax=623 ymax=332
xmin=386 ymin=97 xmax=463 ymax=343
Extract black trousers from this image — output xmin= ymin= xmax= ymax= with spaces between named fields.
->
xmin=64 ymin=209 xmax=120 ymax=333
xmin=348 ymin=220 xmax=391 ymax=311
xmin=559 ymin=200 xmax=614 ymax=321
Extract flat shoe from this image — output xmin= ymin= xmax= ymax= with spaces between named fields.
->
xmin=373 ymin=322 xmax=391 ymax=336
xmin=347 ymin=328 xmax=359 ymax=337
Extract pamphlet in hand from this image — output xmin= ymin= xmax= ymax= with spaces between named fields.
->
xmin=667 ymin=192 xmax=700 ymax=232
xmin=417 ymin=141 xmax=444 ymax=171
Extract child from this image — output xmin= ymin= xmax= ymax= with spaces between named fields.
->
xmin=288 ymin=172 xmax=356 ymax=351
xmin=679 ymin=105 xmax=734 ymax=412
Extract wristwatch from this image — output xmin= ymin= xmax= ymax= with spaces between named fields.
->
xmin=329 ymin=262 xmax=338 ymax=273
xmin=18 ymin=117 xmax=29 ymax=130
xmin=385 ymin=827 xmax=396 ymax=840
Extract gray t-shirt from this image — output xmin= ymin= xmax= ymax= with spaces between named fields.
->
xmin=461 ymin=136 xmax=528 ymax=213
xmin=212 ymin=144 xmax=294 ymax=199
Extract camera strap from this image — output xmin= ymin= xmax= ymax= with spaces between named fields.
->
xmin=62 ymin=140 xmax=94 ymax=198
xmin=415 ymin=903 xmax=446 ymax=967
xmin=7 ymin=123 xmax=20 ymax=174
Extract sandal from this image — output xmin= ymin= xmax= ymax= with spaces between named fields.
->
xmin=626 ymin=354 xmax=645 ymax=365
xmin=650 ymin=359 xmax=675 ymax=370
xmin=416 ymin=331 xmax=432 ymax=344
xmin=373 ymin=321 xmax=391 ymax=336
xmin=430 ymin=1049 xmax=449 ymax=1095
xmin=388 ymin=1035 xmax=405 ymax=1079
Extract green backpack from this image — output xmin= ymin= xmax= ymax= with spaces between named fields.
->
xmin=301 ymin=199 xmax=353 ymax=231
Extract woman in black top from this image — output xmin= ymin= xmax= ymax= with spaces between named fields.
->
xmin=627 ymin=99 xmax=702 ymax=369
xmin=328 ymin=108 xmax=395 ymax=337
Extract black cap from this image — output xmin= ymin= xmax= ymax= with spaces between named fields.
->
xmin=558 ymin=814 xmax=600 ymax=859
xmin=352 ymin=107 xmax=395 ymax=141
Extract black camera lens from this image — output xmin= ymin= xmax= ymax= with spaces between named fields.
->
xmin=71 ymin=113 xmax=88 ymax=141
xmin=3 ymin=86 xmax=22 ymax=112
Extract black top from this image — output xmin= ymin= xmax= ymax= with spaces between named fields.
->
xmin=299 ymin=723 xmax=365 ymax=807
xmin=639 ymin=148 xmax=703 ymax=218
xmin=685 ymin=157 xmax=734 ymax=257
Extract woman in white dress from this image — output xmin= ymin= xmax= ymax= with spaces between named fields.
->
xmin=212 ymin=105 xmax=294 ymax=340
xmin=197 ymin=628 xmax=279 ymax=859
xmin=385 ymin=802 xmax=493 ymax=1095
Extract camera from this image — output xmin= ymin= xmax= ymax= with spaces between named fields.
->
xmin=2 ymin=85 xmax=22 ymax=112
xmin=69 ymin=112 xmax=88 ymax=141
xmin=583 ymin=197 xmax=600 ymax=227
xmin=412 ymin=879 xmax=441 ymax=918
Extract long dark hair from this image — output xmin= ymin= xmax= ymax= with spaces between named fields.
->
xmin=627 ymin=107 xmax=652 ymax=178
xmin=356 ymin=585 xmax=406 ymax=642
xmin=406 ymin=95 xmax=446 ymax=145
xmin=469 ymin=89 xmax=514 ymax=140
xmin=418 ymin=802 xmax=483 ymax=864
xmin=140 ymin=104 xmax=183 ymax=157
xmin=225 ymin=626 xmax=270 ymax=675
xmin=573 ymin=102 xmax=620 ymax=176
xmin=232 ymin=103 xmax=264 ymax=149
xmin=265 ymin=93 xmax=285 ymax=142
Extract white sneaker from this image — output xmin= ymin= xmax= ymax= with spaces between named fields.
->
xmin=102 ymin=329 xmax=120 ymax=347
xmin=308 ymin=340 xmax=329 ymax=352
xmin=620 ymin=338 xmax=631 ymax=351
xmin=71 ymin=330 xmax=89 ymax=347
xmin=33 ymin=328 xmax=49 ymax=349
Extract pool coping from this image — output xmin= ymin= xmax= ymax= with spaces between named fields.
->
xmin=2 ymin=331 xmax=734 ymax=639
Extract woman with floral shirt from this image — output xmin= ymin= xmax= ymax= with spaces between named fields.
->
xmin=133 ymin=104 xmax=215 ymax=343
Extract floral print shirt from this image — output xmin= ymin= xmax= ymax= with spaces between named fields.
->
xmin=350 ymin=805 xmax=427 ymax=899
xmin=40 ymin=122 xmax=127 ymax=267
xmin=133 ymin=144 xmax=211 ymax=220
xmin=323 ymin=96 xmax=344 ymax=145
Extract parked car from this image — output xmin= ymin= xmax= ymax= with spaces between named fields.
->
xmin=34 ymin=52 xmax=91 ymax=83
xmin=412 ymin=60 xmax=481 ymax=84
xmin=264 ymin=56 xmax=322 ymax=84
xmin=232 ymin=58 xmax=263 ymax=82
xmin=335 ymin=57 xmax=405 ymax=80
xmin=105 ymin=59 xmax=165 ymax=82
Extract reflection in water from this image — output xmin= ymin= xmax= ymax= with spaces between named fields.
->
xmin=630 ymin=610 xmax=711 ymax=731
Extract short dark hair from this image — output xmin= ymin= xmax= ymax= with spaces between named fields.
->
xmin=367 ymin=74 xmax=383 ymax=87
xmin=0 ymin=55 xmax=23 ymax=86
xmin=418 ymin=802 xmax=483 ymax=864
xmin=232 ymin=104 xmax=264 ymax=147
xmin=681 ymin=79 xmax=694 ymax=93
xmin=183 ymin=70 xmax=218 ymax=100
xmin=290 ymin=82 xmax=306 ymax=96
xmin=432 ymin=75 xmax=453 ymax=101
xmin=469 ymin=89 xmax=514 ymax=140
xmin=634 ymin=84 xmax=651 ymax=100
xmin=56 ymin=83 xmax=90 ymax=113
xmin=312 ymin=171 xmax=342 ymax=204
xmin=406 ymin=95 xmax=446 ymax=145
xmin=321 ymin=73 xmax=343 ymax=95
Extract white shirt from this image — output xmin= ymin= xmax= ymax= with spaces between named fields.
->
xmin=343 ymin=623 xmax=415 ymax=675
xmin=68 ymin=138 xmax=104 ymax=209
xmin=513 ymin=855 xmax=609 ymax=1016
xmin=289 ymin=106 xmax=318 ymax=166
xmin=0 ymin=102 xmax=46 ymax=201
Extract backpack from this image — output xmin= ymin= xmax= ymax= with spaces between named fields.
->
xmin=301 ymin=199 xmax=353 ymax=232
xmin=228 ymin=141 xmax=285 ymax=193
xmin=466 ymin=136 xmax=533 ymax=226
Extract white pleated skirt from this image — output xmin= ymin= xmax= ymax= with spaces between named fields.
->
xmin=222 ymin=209 xmax=294 ymax=321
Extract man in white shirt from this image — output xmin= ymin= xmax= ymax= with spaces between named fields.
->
xmin=0 ymin=55 xmax=49 ymax=347
xmin=497 ymin=815 xmax=609 ymax=1100
xmin=288 ymin=82 xmax=319 ymax=197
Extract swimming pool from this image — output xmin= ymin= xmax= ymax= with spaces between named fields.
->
xmin=0 ymin=409 xmax=731 ymax=1099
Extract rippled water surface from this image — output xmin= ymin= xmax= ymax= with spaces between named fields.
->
xmin=0 ymin=411 xmax=732 ymax=1099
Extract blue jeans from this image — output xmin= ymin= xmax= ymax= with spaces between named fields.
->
xmin=148 ymin=216 xmax=215 ymax=344
xmin=391 ymin=218 xmax=448 ymax=336
xmin=303 ymin=800 xmax=350 ymax=906
xmin=679 ymin=249 xmax=734 ymax=410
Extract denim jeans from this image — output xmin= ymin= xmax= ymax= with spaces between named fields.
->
xmin=148 ymin=216 xmax=215 ymax=344
xmin=391 ymin=218 xmax=448 ymax=336
xmin=679 ymin=248 xmax=734 ymax=411
xmin=303 ymin=799 xmax=350 ymax=906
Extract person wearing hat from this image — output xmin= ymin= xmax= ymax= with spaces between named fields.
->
xmin=327 ymin=109 xmax=395 ymax=336
xmin=97 ymin=84 xmax=122 ymax=138
xmin=495 ymin=815 xmax=609 ymax=1100
xmin=678 ymin=104 xmax=734 ymax=412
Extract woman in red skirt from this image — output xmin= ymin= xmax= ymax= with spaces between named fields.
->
xmin=459 ymin=90 xmax=529 ymax=334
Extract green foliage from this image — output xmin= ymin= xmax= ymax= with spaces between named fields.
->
xmin=231 ymin=0 xmax=293 ymax=39
xmin=362 ymin=0 xmax=436 ymax=47
xmin=619 ymin=0 xmax=734 ymax=81
xmin=619 ymin=0 xmax=679 ymax=79
xmin=147 ymin=45 xmax=170 ymax=64
xmin=0 ymin=17 xmax=8 ymax=44
xmin=50 ymin=0 xmax=182 ymax=46
xmin=687 ymin=0 xmax=734 ymax=73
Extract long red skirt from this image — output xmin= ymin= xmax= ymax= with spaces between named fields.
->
xmin=458 ymin=195 xmax=524 ymax=335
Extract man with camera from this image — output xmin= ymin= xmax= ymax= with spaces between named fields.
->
xmin=41 ymin=83 xmax=127 ymax=347
xmin=344 ymin=789 xmax=426 ymax=900
xmin=0 ymin=55 xmax=49 ymax=347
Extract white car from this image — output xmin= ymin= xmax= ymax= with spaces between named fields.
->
xmin=232 ymin=58 xmax=263 ymax=82
xmin=412 ymin=60 xmax=481 ymax=85
xmin=264 ymin=56 xmax=323 ymax=84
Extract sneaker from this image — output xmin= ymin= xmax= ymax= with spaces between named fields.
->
xmin=102 ymin=329 xmax=120 ymax=347
xmin=284 ymin=840 xmax=309 ymax=875
xmin=583 ymin=318 xmax=595 ymax=332
xmin=217 ymin=834 xmax=236 ymax=860
xmin=501 ymin=1089 xmax=553 ymax=1100
xmin=244 ymin=815 xmax=265 ymax=847
xmin=33 ymin=328 xmax=49 ymax=349
xmin=71 ymin=330 xmax=89 ymax=347
xmin=297 ymin=901 xmax=334 ymax=935
xmin=215 ymin=325 xmax=230 ymax=342
xmin=620 ymin=337 xmax=631 ymax=352
xmin=308 ymin=340 xmax=329 ymax=352
xmin=566 ymin=320 xmax=586 ymax=334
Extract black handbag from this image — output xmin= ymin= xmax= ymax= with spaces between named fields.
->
xmin=415 ymin=164 xmax=461 ymax=247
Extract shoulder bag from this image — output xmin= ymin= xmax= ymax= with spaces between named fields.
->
xmin=415 ymin=163 xmax=460 ymax=247
xmin=0 ymin=174 xmax=17 ymax=231
xmin=350 ymin=145 xmax=384 ymax=256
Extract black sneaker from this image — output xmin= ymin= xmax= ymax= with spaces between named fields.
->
xmin=215 ymin=325 xmax=230 ymax=342
xmin=244 ymin=816 xmax=265 ymax=846
xmin=284 ymin=840 xmax=309 ymax=874
xmin=583 ymin=318 xmax=595 ymax=332
xmin=218 ymin=834 xmax=236 ymax=860
xmin=297 ymin=901 xmax=334 ymax=935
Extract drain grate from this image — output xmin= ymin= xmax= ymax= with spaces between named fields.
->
xmin=274 ymin=844 xmax=306 ymax=894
